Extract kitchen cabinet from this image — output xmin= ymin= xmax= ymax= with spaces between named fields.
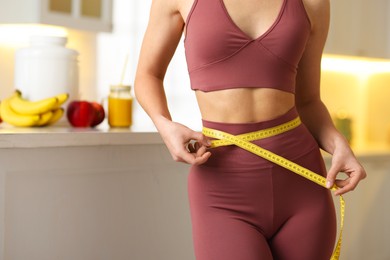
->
xmin=324 ymin=0 xmax=389 ymax=58
xmin=0 ymin=128 xmax=195 ymax=260
xmin=0 ymin=0 xmax=112 ymax=32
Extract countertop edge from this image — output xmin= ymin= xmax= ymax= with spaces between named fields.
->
xmin=0 ymin=128 xmax=163 ymax=148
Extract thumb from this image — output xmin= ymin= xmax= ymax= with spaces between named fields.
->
xmin=191 ymin=131 xmax=211 ymax=147
xmin=326 ymin=163 xmax=339 ymax=189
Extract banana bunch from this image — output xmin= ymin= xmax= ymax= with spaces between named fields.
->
xmin=0 ymin=90 xmax=69 ymax=127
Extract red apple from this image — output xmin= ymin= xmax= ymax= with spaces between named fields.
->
xmin=90 ymin=101 xmax=105 ymax=127
xmin=66 ymin=101 xmax=95 ymax=127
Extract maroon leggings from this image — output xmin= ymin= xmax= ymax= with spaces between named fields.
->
xmin=188 ymin=108 xmax=336 ymax=260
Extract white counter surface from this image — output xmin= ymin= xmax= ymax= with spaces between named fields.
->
xmin=0 ymin=125 xmax=163 ymax=148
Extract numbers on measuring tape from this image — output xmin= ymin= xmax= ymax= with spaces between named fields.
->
xmin=210 ymin=117 xmax=301 ymax=147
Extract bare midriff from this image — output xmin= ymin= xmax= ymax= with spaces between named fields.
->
xmin=195 ymin=88 xmax=295 ymax=123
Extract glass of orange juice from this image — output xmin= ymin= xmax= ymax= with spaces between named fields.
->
xmin=108 ymin=84 xmax=133 ymax=128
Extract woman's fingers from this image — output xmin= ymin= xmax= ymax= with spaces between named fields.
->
xmin=176 ymin=145 xmax=211 ymax=165
xmin=186 ymin=142 xmax=211 ymax=165
xmin=334 ymin=171 xmax=364 ymax=196
xmin=326 ymin=163 xmax=339 ymax=189
xmin=326 ymin=144 xmax=367 ymax=195
xmin=190 ymin=131 xmax=211 ymax=147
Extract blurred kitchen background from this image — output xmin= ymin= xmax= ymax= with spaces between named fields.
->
xmin=0 ymin=0 xmax=389 ymax=146
xmin=0 ymin=0 xmax=390 ymax=259
xmin=0 ymin=0 xmax=390 ymax=146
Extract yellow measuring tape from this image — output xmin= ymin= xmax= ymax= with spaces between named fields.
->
xmin=202 ymin=117 xmax=345 ymax=260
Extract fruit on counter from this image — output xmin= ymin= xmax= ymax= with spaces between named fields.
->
xmin=66 ymin=100 xmax=106 ymax=127
xmin=90 ymin=102 xmax=105 ymax=127
xmin=47 ymin=108 xmax=65 ymax=126
xmin=0 ymin=97 xmax=39 ymax=127
xmin=9 ymin=90 xmax=68 ymax=115
xmin=0 ymin=90 xmax=69 ymax=127
xmin=66 ymin=100 xmax=95 ymax=127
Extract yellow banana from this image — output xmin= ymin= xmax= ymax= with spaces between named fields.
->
xmin=0 ymin=97 xmax=40 ymax=127
xmin=35 ymin=110 xmax=54 ymax=127
xmin=9 ymin=90 xmax=68 ymax=115
xmin=44 ymin=108 xmax=64 ymax=126
xmin=55 ymin=93 xmax=69 ymax=108
xmin=9 ymin=90 xmax=57 ymax=115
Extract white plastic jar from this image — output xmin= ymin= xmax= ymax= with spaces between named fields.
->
xmin=15 ymin=35 xmax=79 ymax=101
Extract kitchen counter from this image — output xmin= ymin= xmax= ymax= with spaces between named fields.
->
xmin=0 ymin=124 xmax=163 ymax=148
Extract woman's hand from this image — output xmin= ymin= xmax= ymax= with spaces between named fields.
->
xmin=326 ymin=143 xmax=367 ymax=196
xmin=157 ymin=118 xmax=212 ymax=165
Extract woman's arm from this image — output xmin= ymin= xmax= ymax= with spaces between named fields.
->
xmin=296 ymin=0 xmax=366 ymax=195
xmin=134 ymin=0 xmax=211 ymax=165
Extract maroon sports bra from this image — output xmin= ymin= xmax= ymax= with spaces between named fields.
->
xmin=184 ymin=0 xmax=311 ymax=94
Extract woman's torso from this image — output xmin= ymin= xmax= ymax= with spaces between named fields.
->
xmin=195 ymin=88 xmax=294 ymax=123
xmin=179 ymin=0 xmax=311 ymax=123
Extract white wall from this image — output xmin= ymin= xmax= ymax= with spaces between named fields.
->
xmin=97 ymin=0 xmax=201 ymax=132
